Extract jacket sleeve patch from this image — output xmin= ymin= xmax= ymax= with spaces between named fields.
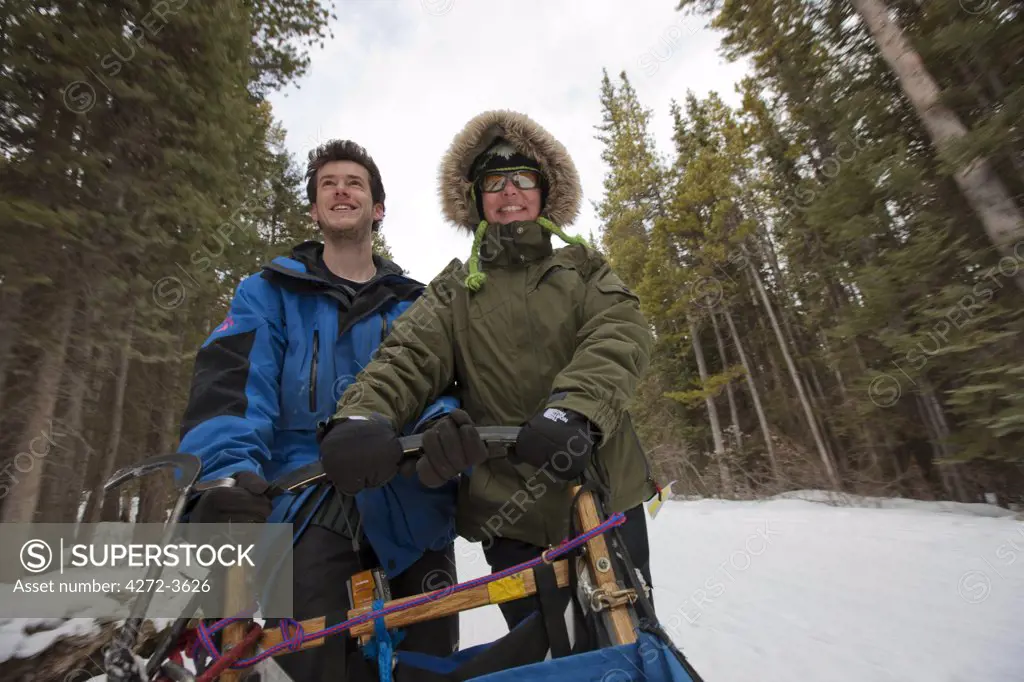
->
xmin=180 ymin=330 xmax=257 ymax=438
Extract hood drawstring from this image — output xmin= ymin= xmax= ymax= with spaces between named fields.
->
xmin=465 ymin=219 xmax=489 ymax=291
xmin=538 ymin=216 xmax=589 ymax=249
xmin=463 ymin=217 xmax=588 ymax=291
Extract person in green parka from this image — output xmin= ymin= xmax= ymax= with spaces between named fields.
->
xmin=317 ymin=109 xmax=659 ymax=630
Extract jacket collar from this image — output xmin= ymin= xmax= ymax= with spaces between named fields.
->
xmin=478 ymin=220 xmax=553 ymax=268
xmin=290 ymin=240 xmax=406 ymax=281
xmin=262 ymin=241 xmax=415 ymax=289
xmin=259 ymin=241 xmax=423 ymax=317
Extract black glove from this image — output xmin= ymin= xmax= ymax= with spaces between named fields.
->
xmin=416 ymin=409 xmax=488 ymax=488
xmin=513 ymin=407 xmax=599 ymax=481
xmin=318 ymin=414 xmax=403 ymax=495
xmin=190 ymin=471 xmax=274 ymax=523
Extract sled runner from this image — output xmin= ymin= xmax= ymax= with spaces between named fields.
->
xmin=104 ymin=429 xmax=705 ymax=682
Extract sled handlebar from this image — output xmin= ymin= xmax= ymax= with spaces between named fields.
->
xmin=193 ymin=425 xmax=523 ymax=495
xmin=399 ymin=425 xmax=521 ymax=457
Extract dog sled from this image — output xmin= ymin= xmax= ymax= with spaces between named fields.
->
xmin=103 ymin=428 xmax=704 ymax=682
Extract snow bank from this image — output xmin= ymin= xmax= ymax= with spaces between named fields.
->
xmin=459 ymin=494 xmax=1024 ymax=682
xmin=767 ymin=489 xmax=1022 ymax=518
xmin=0 ymin=618 xmax=100 ymax=661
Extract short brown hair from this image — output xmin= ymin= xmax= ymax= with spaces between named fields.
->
xmin=305 ymin=140 xmax=386 ymax=232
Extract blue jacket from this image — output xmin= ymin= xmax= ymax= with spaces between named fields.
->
xmin=177 ymin=241 xmax=459 ymax=578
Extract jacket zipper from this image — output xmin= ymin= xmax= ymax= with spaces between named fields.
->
xmin=380 ymin=312 xmax=389 ymax=339
xmin=309 ymin=330 xmax=319 ymax=412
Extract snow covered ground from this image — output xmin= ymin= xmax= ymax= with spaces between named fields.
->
xmin=456 ymin=493 xmax=1024 ymax=682
xmin=0 ymin=618 xmax=101 ymax=662
xmin=3 ymin=493 xmax=1021 ymax=681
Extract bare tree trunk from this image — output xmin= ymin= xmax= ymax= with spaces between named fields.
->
xmin=749 ymin=236 xmax=843 ymax=466
xmin=820 ymin=330 xmax=850 ymax=407
xmin=752 ymin=247 xmax=810 ymax=389
xmin=81 ymin=303 xmax=136 ymax=527
xmin=744 ymin=234 xmax=833 ymax=438
xmin=919 ymin=380 xmax=970 ymax=501
xmin=119 ymin=489 xmax=133 ymax=522
xmin=745 ymin=267 xmax=787 ymax=398
xmin=914 ymin=393 xmax=953 ymax=498
xmin=0 ymin=294 xmax=76 ymax=523
xmin=734 ymin=192 xmax=788 ymax=301
xmin=760 ymin=321 xmax=786 ymax=404
xmin=137 ymin=412 xmax=177 ymax=524
xmin=819 ymin=333 xmax=868 ymax=466
xmin=37 ymin=305 xmax=99 ymax=523
xmin=725 ymin=306 xmax=779 ymax=477
xmin=849 ymin=337 xmax=884 ymax=473
xmin=748 ymin=260 xmax=841 ymax=489
xmin=803 ymin=356 xmax=840 ymax=463
xmin=0 ymin=288 xmax=24 ymax=407
xmin=851 ymin=0 xmax=1024 ymax=294
xmin=917 ymin=381 xmax=951 ymax=461
xmin=74 ymin=342 xmax=112 ymax=526
xmin=690 ymin=318 xmax=732 ymax=494
xmin=138 ymin=337 xmax=184 ymax=525
xmin=710 ymin=309 xmax=743 ymax=453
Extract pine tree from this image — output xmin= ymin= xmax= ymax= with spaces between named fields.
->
xmin=0 ymin=0 xmax=337 ymax=525
xmin=594 ymin=69 xmax=665 ymax=290
xmin=850 ymin=0 xmax=1024 ymax=294
xmin=373 ymin=231 xmax=396 ymax=262
xmin=666 ymin=0 xmax=1024 ymax=498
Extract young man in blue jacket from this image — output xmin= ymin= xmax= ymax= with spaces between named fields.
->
xmin=180 ymin=140 xmax=460 ymax=681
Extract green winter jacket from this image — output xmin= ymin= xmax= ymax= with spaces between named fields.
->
xmin=332 ymin=110 xmax=656 ymax=548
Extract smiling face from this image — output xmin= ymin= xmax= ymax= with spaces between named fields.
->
xmin=480 ymin=174 xmax=543 ymax=225
xmin=309 ymin=160 xmax=383 ymax=239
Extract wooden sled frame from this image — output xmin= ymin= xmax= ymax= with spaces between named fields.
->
xmin=232 ymin=484 xmax=638 ymax=676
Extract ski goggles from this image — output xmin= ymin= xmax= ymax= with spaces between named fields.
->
xmin=478 ymin=169 xmax=542 ymax=193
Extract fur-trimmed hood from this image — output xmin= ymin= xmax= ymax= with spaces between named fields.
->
xmin=438 ymin=110 xmax=583 ymax=233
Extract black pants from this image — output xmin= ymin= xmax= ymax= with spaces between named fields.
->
xmin=482 ymin=503 xmax=653 ymax=631
xmin=271 ymin=500 xmax=459 ymax=681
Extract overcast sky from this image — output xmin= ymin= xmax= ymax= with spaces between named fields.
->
xmin=268 ymin=1 xmax=752 ymax=284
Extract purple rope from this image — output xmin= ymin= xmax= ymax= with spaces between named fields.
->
xmin=191 ymin=512 xmax=625 ymax=669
